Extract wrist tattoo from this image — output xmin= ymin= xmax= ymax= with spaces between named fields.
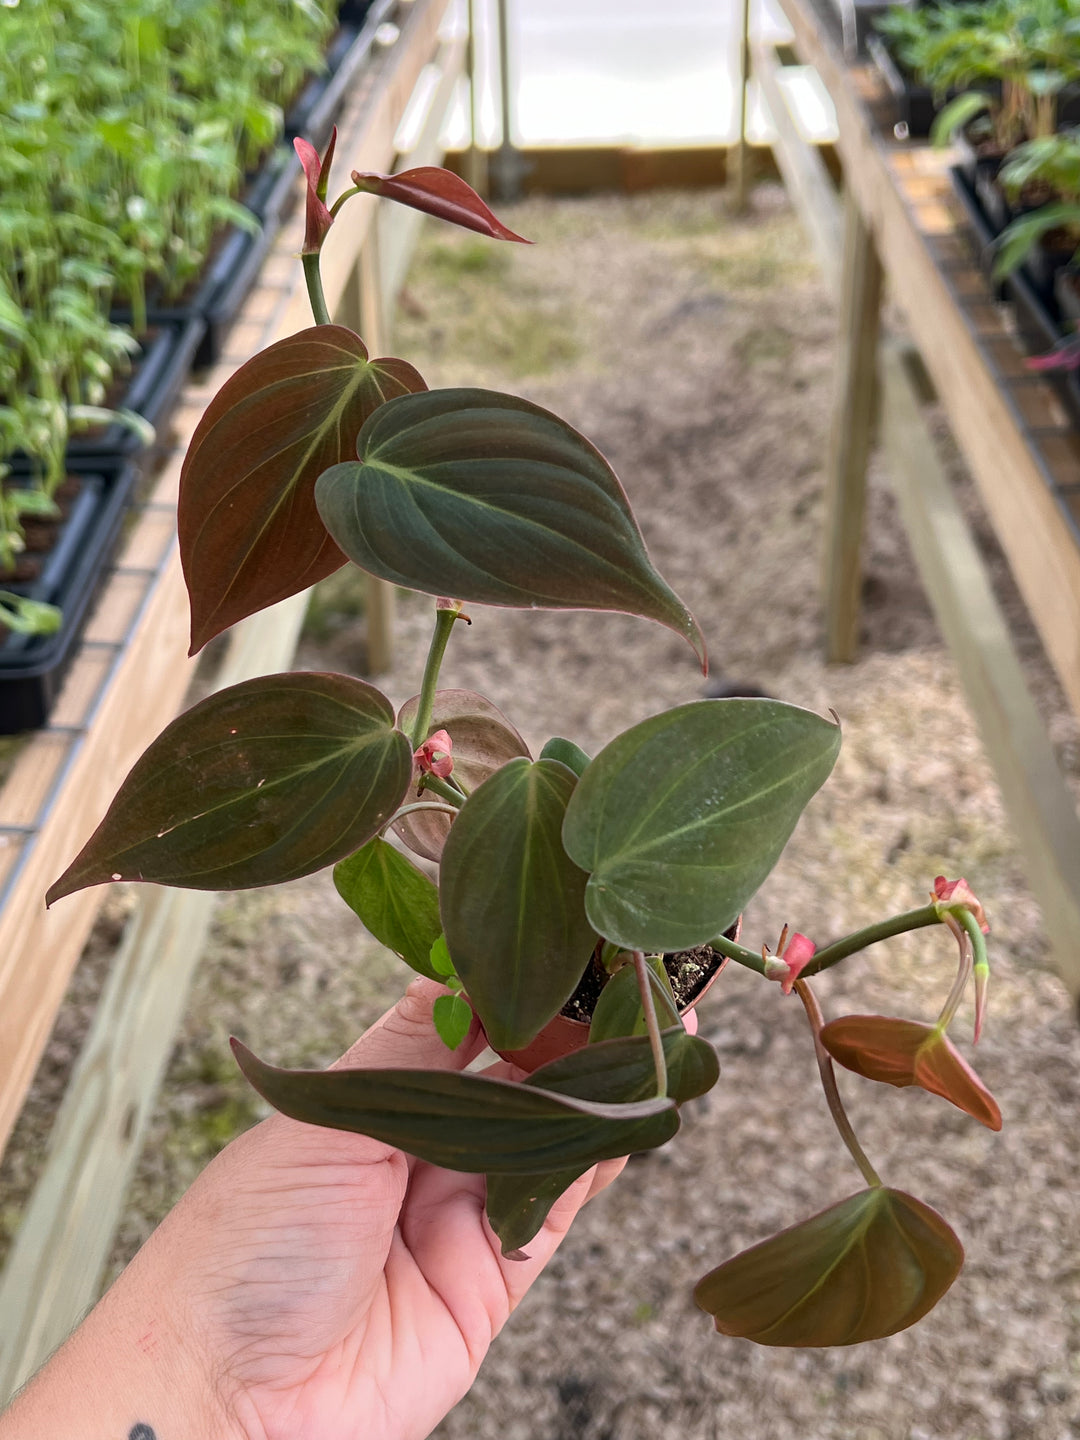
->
xmin=129 ymin=1427 xmax=157 ymax=1440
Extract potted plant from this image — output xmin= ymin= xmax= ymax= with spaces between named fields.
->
xmin=46 ymin=134 xmax=1002 ymax=1346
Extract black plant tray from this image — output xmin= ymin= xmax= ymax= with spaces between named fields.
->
xmin=949 ymin=168 xmax=1080 ymax=428
xmin=866 ymin=33 xmax=941 ymax=138
xmin=0 ymin=457 xmax=138 ymax=735
xmin=284 ymin=0 xmax=398 ymax=152
xmin=111 ymin=145 xmax=298 ymax=369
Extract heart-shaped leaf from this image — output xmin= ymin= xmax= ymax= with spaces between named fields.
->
xmin=820 ymin=1016 xmax=1003 ymax=1131
xmin=562 ymin=699 xmax=841 ymax=952
xmin=694 ymin=1187 xmax=964 ymax=1346
xmin=350 ymin=166 xmax=531 ymax=242
xmin=440 ymin=758 xmax=597 ymax=1051
xmin=314 ymin=388 xmax=706 ymax=666
xmin=485 ymin=1027 xmax=719 ymax=1251
xmin=333 ymin=836 xmax=443 ymax=979
xmin=393 ymin=688 xmax=531 ymax=861
xmin=231 ymin=1039 xmax=678 ymax=1173
xmin=47 ymin=674 xmax=412 ymax=900
xmin=180 ymin=325 xmax=426 ymax=653
xmin=539 ymin=736 xmax=591 ymax=777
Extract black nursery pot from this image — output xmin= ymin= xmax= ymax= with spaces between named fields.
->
xmin=0 ymin=457 xmax=138 ymax=735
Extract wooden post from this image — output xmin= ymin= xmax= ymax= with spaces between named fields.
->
xmin=822 ymin=192 xmax=883 ymax=663
xmin=730 ymin=0 xmax=753 ymax=212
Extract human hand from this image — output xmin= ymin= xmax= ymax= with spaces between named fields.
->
xmin=0 ymin=978 xmax=625 ymax=1440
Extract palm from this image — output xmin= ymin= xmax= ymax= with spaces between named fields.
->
xmin=164 ymin=981 xmax=620 ymax=1440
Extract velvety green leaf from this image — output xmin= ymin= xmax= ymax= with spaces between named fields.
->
xmin=588 ymin=957 xmax=680 ymax=1039
xmin=433 ymin=993 xmax=474 ymax=1050
xmin=180 ymin=325 xmax=425 ymax=653
xmin=820 ymin=1015 xmax=1003 ymax=1131
xmin=562 ymin=699 xmax=841 ymax=952
xmin=485 ymin=1027 xmax=718 ymax=1252
xmin=313 ymin=388 xmax=705 ymax=665
xmin=484 ymin=1166 xmax=592 ymax=1256
xmin=394 ymin=688 xmax=530 ymax=861
xmin=439 ymin=757 xmax=597 ymax=1051
xmin=539 ymin=736 xmax=591 ymax=777
xmin=47 ymin=674 xmax=412 ymax=901
xmin=534 ymin=1026 xmax=719 ymax=1107
xmin=694 ymin=1187 xmax=964 ymax=1346
xmin=231 ymin=1039 xmax=678 ymax=1172
xmin=429 ymin=934 xmax=455 ymax=978
xmin=333 ymin=837 xmax=443 ymax=979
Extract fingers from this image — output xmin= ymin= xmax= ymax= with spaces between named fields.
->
xmin=333 ymin=976 xmax=488 ymax=1073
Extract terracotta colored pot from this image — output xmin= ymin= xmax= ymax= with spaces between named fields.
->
xmin=496 ymin=946 xmax=728 ymax=1074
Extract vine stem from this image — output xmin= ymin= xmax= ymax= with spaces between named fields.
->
xmin=410 ymin=605 xmax=462 ymax=751
xmin=383 ymin=800 xmax=460 ymax=833
xmin=418 ymin=772 xmax=465 ymax=808
xmin=794 ymin=979 xmax=883 ymax=1189
xmin=709 ymin=903 xmax=944 ymax=980
xmin=633 ymin=950 xmax=668 ymax=1100
xmin=302 ymin=251 xmax=331 ymax=326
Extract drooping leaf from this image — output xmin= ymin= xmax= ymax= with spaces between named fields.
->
xmin=47 ymin=674 xmax=412 ymax=901
xmin=231 ymin=1039 xmax=678 ymax=1173
xmin=350 ymin=165 xmax=531 ymax=243
xmin=539 ymin=736 xmax=592 ymax=777
xmin=439 ymin=758 xmax=597 ymax=1051
xmin=484 ymin=1167 xmax=592 ymax=1255
xmin=333 ymin=837 xmax=443 ymax=979
xmin=820 ymin=1016 xmax=1003 ymax=1132
xmin=314 ymin=388 xmax=706 ymax=666
xmin=485 ymin=1027 xmax=719 ymax=1251
xmin=432 ymin=993 xmax=474 ymax=1050
xmin=562 ymin=699 xmax=840 ymax=952
xmin=393 ymin=688 xmax=531 ymax=861
xmin=179 ymin=325 xmax=426 ymax=653
xmin=694 ymin=1187 xmax=964 ymax=1346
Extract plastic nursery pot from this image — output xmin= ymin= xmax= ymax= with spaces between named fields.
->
xmin=495 ymin=941 xmax=729 ymax=1074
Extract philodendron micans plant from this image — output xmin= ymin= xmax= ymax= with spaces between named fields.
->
xmin=47 ymin=131 xmax=1001 ymax=1348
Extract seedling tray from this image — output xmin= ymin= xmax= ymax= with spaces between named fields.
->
xmin=285 ymin=0 xmax=398 ymax=151
xmin=0 ymin=457 xmax=138 ymax=735
xmin=111 ymin=146 xmax=299 ymax=368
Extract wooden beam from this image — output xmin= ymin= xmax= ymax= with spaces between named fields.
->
xmin=751 ymin=37 xmax=842 ymax=294
xmin=879 ymin=343 xmax=1080 ymax=998
xmin=0 ymin=590 xmax=309 ymax=1403
xmin=821 ymin=192 xmax=884 ymax=662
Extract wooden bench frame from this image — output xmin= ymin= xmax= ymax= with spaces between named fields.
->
xmin=748 ymin=1 xmax=1080 ymax=1002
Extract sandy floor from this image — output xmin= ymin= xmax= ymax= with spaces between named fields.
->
xmin=4 ymin=184 xmax=1080 ymax=1439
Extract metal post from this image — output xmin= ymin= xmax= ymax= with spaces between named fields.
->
xmin=489 ymin=0 xmax=527 ymax=201
xmin=463 ymin=0 xmax=489 ymax=196
xmin=731 ymin=0 xmax=753 ymax=211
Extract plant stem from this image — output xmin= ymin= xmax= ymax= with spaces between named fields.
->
xmin=302 ymin=251 xmax=331 ymax=326
xmin=794 ymin=979 xmax=883 ymax=1189
xmin=800 ymin=904 xmax=942 ymax=978
xmin=708 ymin=930 xmax=767 ymax=975
xmin=383 ymin=800 xmax=460 ymax=833
xmin=410 ymin=604 xmax=461 ymax=749
xmin=418 ymin=773 xmax=465 ymax=808
xmin=633 ymin=949 xmax=668 ymax=1100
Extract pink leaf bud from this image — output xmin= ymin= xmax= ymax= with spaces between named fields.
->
xmin=414 ymin=729 xmax=454 ymax=778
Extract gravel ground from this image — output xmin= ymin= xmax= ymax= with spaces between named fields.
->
xmin=4 ymin=184 xmax=1080 ymax=1439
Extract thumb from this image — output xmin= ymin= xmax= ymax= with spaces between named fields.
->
xmin=334 ymin=975 xmax=488 ymax=1073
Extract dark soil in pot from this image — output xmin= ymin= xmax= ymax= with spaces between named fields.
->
xmin=561 ymin=942 xmax=725 ymax=1025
